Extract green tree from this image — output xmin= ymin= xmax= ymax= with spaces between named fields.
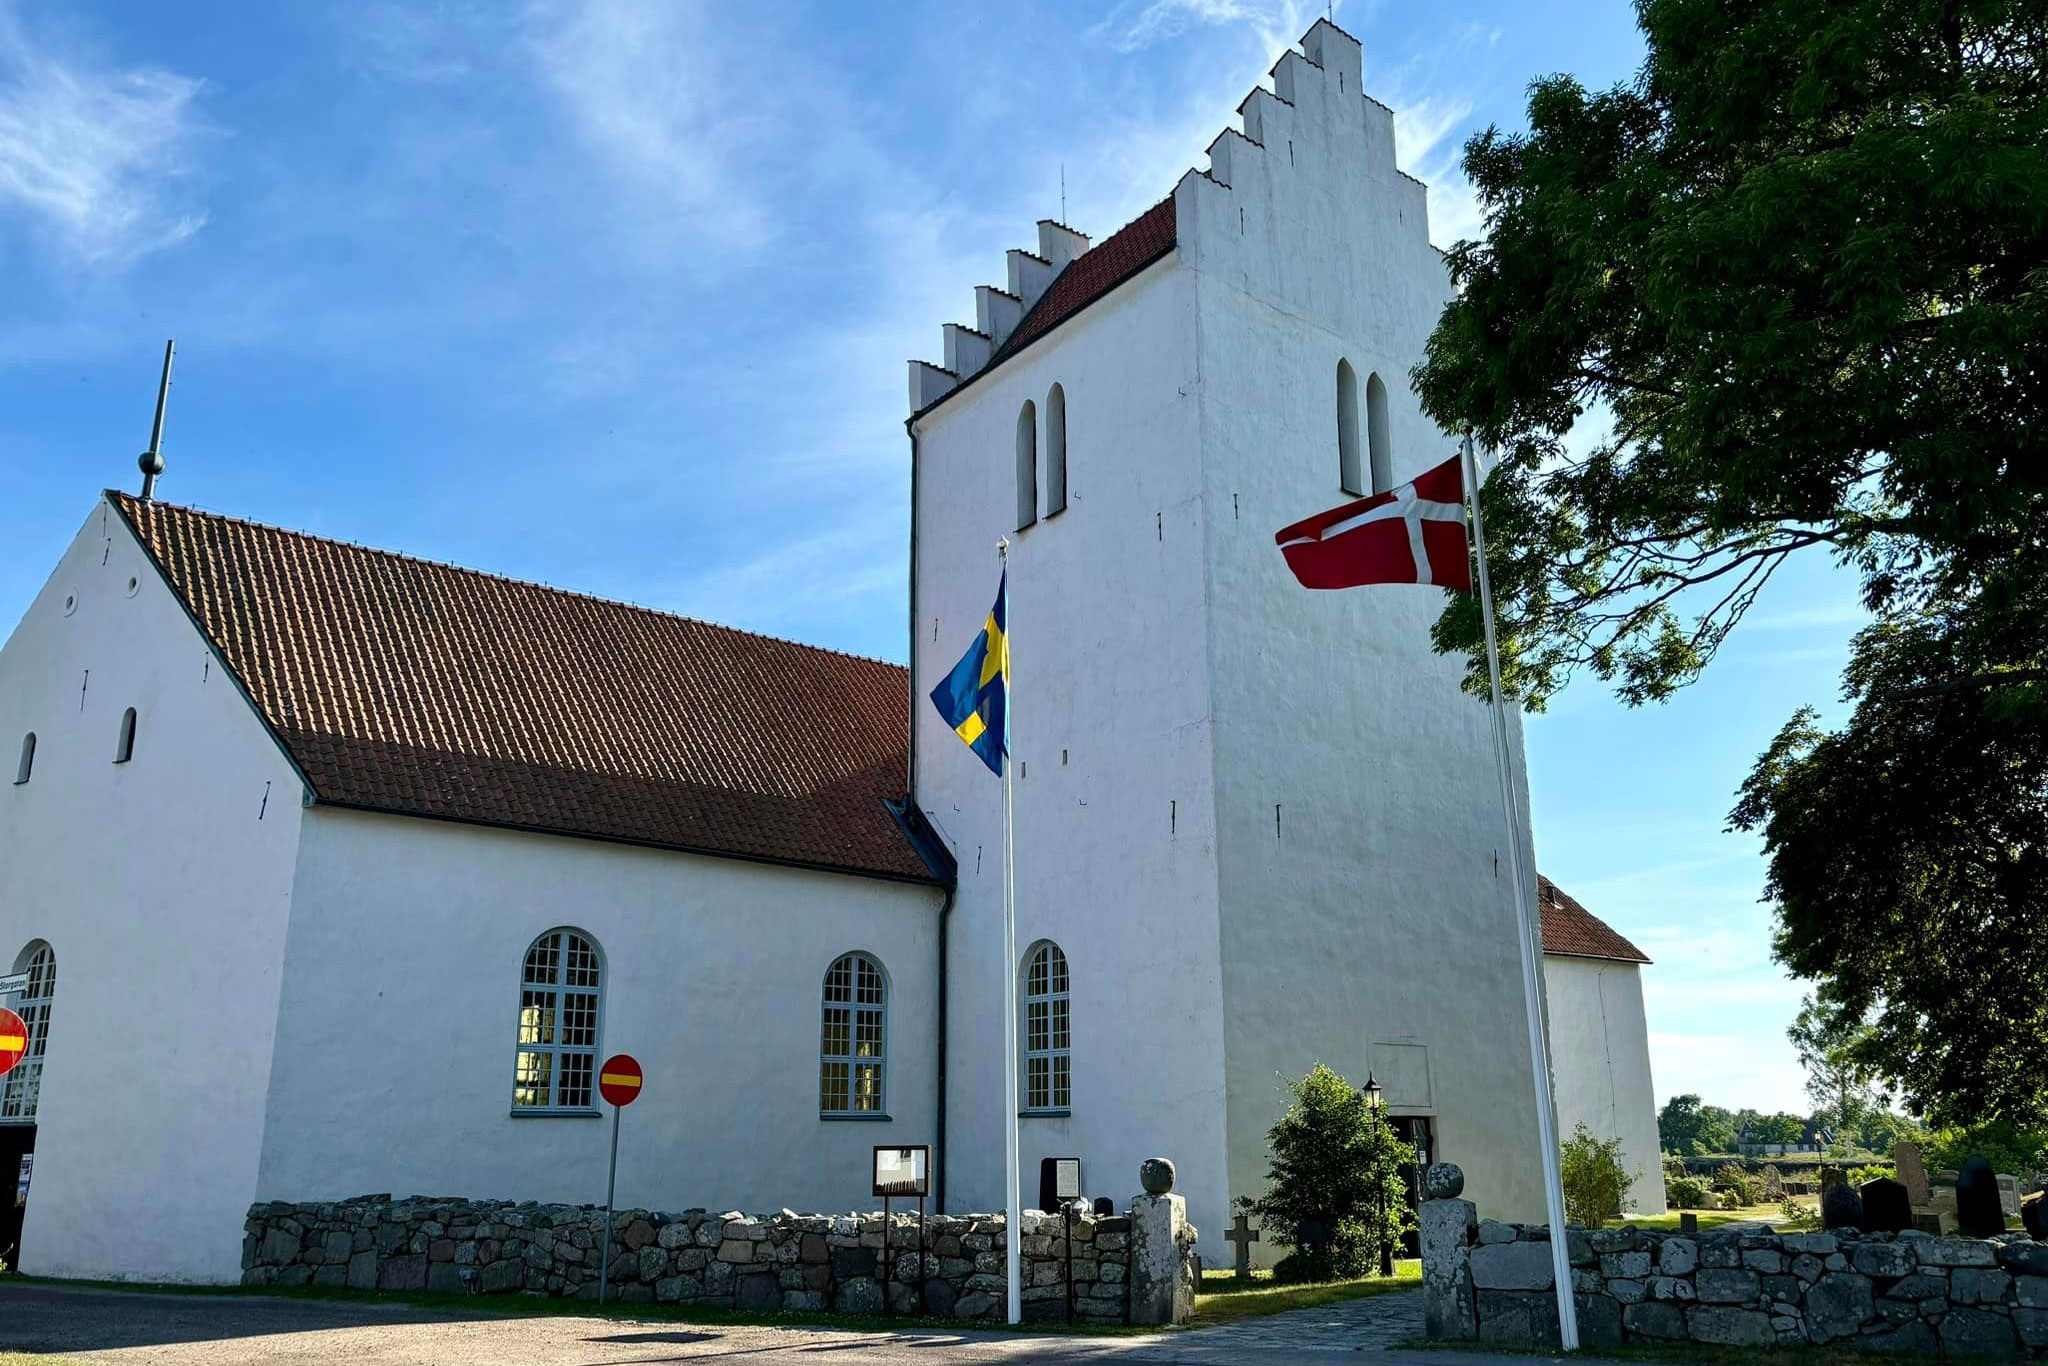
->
xmin=1559 ymin=1124 xmax=1636 ymax=1227
xmin=1658 ymin=1094 xmax=1736 ymax=1157
xmin=1760 ymin=1113 xmax=1808 ymax=1147
xmin=1413 ymin=0 xmax=2048 ymax=1126
xmin=1237 ymin=1064 xmax=1414 ymax=1281
xmin=1785 ymin=996 xmax=1889 ymax=1137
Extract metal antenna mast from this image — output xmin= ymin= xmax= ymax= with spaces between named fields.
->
xmin=138 ymin=339 xmax=175 ymax=500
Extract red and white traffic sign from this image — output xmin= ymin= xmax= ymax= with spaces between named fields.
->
xmin=0 ymin=1007 xmax=27 ymax=1080
xmin=598 ymin=1054 xmax=643 ymax=1107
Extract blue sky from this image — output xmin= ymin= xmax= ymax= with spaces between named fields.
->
xmin=0 ymin=0 xmax=1863 ymax=1116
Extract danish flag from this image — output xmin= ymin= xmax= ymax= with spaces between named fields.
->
xmin=1275 ymin=453 xmax=1472 ymax=592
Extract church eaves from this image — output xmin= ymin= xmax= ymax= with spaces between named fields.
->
xmin=108 ymin=493 xmax=939 ymax=885
xmin=1537 ymin=876 xmax=1653 ymax=964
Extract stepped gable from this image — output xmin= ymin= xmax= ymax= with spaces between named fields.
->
xmin=109 ymin=492 xmax=935 ymax=884
xmin=1537 ymin=876 xmax=1652 ymax=964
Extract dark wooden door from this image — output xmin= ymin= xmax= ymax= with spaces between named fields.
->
xmin=0 ymin=1125 xmax=35 ymax=1271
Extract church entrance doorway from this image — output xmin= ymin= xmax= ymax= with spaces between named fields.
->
xmin=1391 ymin=1116 xmax=1434 ymax=1258
xmin=0 ymin=1124 xmax=32 ymax=1270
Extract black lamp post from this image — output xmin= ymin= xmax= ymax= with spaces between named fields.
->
xmin=1362 ymin=1073 xmax=1393 ymax=1277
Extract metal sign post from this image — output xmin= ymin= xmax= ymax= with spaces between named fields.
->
xmin=595 ymin=1054 xmax=644 ymax=1305
xmin=873 ymin=1146 xmax=931 ymax=1317
xmin=1051 ymin=1159 xmax=1081 ymax=1324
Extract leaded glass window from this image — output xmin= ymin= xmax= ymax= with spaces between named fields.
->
xmin=1 ymin=942 xmax=56 ymax=1121
xmin=820 ymin=952 xmax=886 ymax=1115
xmin=513 ymin=929 xmax=602 ymax=1111
xmin=1022 ymin=941 xmax=1070 ymax=1112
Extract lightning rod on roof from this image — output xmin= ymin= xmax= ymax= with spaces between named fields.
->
xmin=138 ymin=339 xmax=175 ymax=500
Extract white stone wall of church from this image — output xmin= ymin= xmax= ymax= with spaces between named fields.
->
xmin=1540 ymin=955 xmax=1666 ymax=1215
xmin=0 ymin=498 xmax=307 ymax=1282
xmin=1176 ymin=22 xmax=1554 ymax=1232
xmin=258 ymin=807 xmax=944 ymax=1217
xmin=910 ymin=260 xmax=1235 ymax=1249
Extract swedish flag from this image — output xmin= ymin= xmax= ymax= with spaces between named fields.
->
xmin=929 ymin=571 xmax=1008 ymax=776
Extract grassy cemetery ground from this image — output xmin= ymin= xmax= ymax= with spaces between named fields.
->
xmin=1623 ymin=1202 xmax=1799 ymax=1232
xmin=1191 ymin=1259 xmax=1421 ymax=1324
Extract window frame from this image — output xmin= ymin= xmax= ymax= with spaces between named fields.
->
xmin=1020 ymin=940 xmax=1072 ymax=1115
xmin=1337 ymin=359 xmax=1364 ymax=496
xmin=114 ymin=708 xmax=137 ymax=764
xmin=819 ymin=951 xmax=888 ymax=1119
xmin=1044 ymin=383 xmax=1068 ymax=517
xmin=1 ymin=941 xmax=56 ymax=1123
xmin=511 ymin=927 xmax=605 ymax=1116
xmin=13 ymin=732 xmax=32 ymax=785
xmin=1015 ymin=400 xmax=1039 ymax=531
xmin=1365 ymin=370 xmax=1392 ymax=494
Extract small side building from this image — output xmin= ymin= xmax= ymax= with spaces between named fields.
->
xmin=1538 ymin=876 xmax=1665 ymax=1216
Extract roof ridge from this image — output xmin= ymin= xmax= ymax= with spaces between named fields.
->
xmin=105 ymin=490 xmax=908 ymax=676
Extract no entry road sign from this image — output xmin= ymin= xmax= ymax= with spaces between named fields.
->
xmin=599 ymin=1055 xmax=643 ymax=1107
xmin=0 ymin=1007 xmax=27 ymax=1079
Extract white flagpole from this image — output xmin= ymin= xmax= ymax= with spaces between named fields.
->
xmin=998 ymin=539 xmax=1023 ymax=1327
xmin=1462 ymin=436 xmax=1580 ymax=1352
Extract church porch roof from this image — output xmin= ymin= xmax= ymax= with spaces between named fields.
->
xmin=1537 ymin=876 xmax=1653 ymax=964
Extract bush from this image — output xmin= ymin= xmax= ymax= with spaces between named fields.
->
xmin=1560 ymin=1124 xmax=1635 ymax=1227
xmin=1844 ymin=1164 xmax=1896 ymax=1187
xmin=1780 ymin=1196 xmax=1824 ymax=1232
xmin=1666 ymin=1175 xmax=1715 ymax=1209
xmin=1237 ymin=1064 xmax=1414 ymax=1281
xmin=1924 ymin=1122 xmax=2048 ymax=1178
xmin=1714 ymin=1165 xmax=1763 ymax=1207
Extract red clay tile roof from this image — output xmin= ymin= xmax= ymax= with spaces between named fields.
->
xmin=110 ymin=493 xmax=937 ymax=884
xmin=987 ymin=197 xmax=1177 ymax=371
xmin=915 ymin=197 xmax=1180 ymax=420
xmin=1538 ymin=876 xmax=1652 ymax=964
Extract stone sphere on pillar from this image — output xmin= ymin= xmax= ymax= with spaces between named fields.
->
xmin=1140 ymin=1158 xmax=1177 ymax=1195
xmin=1423 ymin=1162 xmax=1466 ymax=1201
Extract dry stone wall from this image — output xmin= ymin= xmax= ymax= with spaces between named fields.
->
xmin=1422 ymin=1189 xmax=2048 ymax=1359
xmin=243 ymin=1196 xmax=1152 ymax=1324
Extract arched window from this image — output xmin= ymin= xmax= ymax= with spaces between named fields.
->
xmin=1022 ymin=941 xmax=1071 ymax=1112
xmin=1016 ymin=401 xmax=1038 ymax=531
xmin=13 ymin=733 xmax=32 ymax=785
xmin=1044 ymin=384 xmax=1068 ymax=517
xmin=114 ymin=708 xmax=137 ymax=763
xmin=1 ymin=942 xmax=56 ymax=1121
xmin=820 ymin=952 xmax=886 ymax=1115
xmin=513 ymin=928 xmax=603 ymax=1112
xmin=1337 ymin=360 xmax=1363 ymax=495
xmin=1366 ymin=371 xmax=1392 ymax=494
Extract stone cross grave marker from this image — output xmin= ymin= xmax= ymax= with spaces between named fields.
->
xmin=1226 ymin=1215 xmax=1260 ymax=1278
xmin=1893 ymin=1138 xmax=1930 ymax=1206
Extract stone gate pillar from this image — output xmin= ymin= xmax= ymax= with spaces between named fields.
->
xmin=1419 ymin=1162 xmax=1479 ymax=1340
xmin=1129 ymin=1158 xmax=1197 ymax=1326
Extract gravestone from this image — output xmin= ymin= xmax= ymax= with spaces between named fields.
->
xmin=1226 ymin=1215 xmax=1260 ymax=1278
xmin=2022 ymin=1192 xmax=2046 ymax=1240
xmin=1679 ymin=1212 xmax=1698 ymax=1234
xmin=1822 ymin=1183 xmax=1865 ymax=1232
xmin=1860 ymin=1177 xmax=1911 ymax=1234
xmin=1297 ymin=1221 xmax=1328 ymax=1258
xmin=1956 ymin=1157 xmax=2004 ymax=1238
xmin=1893 ymin=1139 xmax=1931 ymax=1206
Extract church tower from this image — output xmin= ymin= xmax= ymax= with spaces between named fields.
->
xmin=908 ymin=20 xmax=1550 ymax=1258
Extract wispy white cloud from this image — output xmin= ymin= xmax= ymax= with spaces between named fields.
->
xmin=0 ymin=5 xmax=208 ymax=266
xmin=524 ymin=0 xmax=773 ymax=255
xmin=1092 ymin=0 xmax=1326 ymax=56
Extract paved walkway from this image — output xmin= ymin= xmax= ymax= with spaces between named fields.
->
xmin=0 ymin=1280 xmax=1519 ymax=1365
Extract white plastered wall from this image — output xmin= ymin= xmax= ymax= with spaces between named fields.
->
xmin=0 ymin=498 xmax=306 ymax=1281
xmin=1542 ymin=955 xmax=1666 ymax=1215
xmin=258 ymin=807 xmax=943 ymax=1216
xmin=911 ymin=260 xmax=1234 ymax=1242
xmin=1175 ymin=20 xmax=1552 ymax=1233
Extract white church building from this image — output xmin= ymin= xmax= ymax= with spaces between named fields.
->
xmin=0 ymin=19 xmax=1660 ymax=1284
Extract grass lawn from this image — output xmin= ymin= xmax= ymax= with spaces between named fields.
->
xmin=1192 ymin=1259 xmax=1420 ymax=1325
xmin=1618 ymin=1204 xmax=1795 ymax=1233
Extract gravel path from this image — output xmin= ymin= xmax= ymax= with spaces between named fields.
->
xmin=0 ymin=1279 xmax=1544 ymax=1365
